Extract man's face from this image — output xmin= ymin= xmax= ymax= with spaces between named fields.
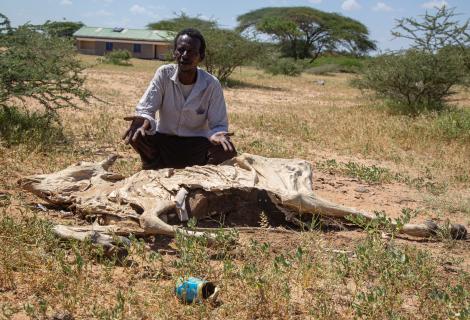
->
xmin=174 ymin=35 xmax=202 ymax=72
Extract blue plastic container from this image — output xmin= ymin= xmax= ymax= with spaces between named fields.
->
xmin=175 ymin=277 xmax=217 ymax=303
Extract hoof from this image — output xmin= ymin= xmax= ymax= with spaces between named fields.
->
xmin=450 ymin=224 xmax=467 ymax=240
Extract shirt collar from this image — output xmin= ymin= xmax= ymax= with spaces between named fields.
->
xmin=171 ymin=65 xmax=208 ymax=100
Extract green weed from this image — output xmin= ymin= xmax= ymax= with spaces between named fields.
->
xmin=316 ymin=159 xmax=394 ymax=184
xmin=344 ymin=161 xmax=394 ymax=184
xmin=339 ymin=214 xmax=469 ymax=319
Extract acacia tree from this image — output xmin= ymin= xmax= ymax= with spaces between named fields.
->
xmin=0 ymin=13 xmax=11 ymax=34
xmin=237 ymin=7 xmax=376 ymax=60
xmin=148 ymin=14 xmax=260 ymax=83
xmin=355 ymin=7 xmax=470 ymax=114
xmin=392 ymin=6 xmax=469 ymax=53
xmin=392 ymin=6 xmax=470 ymax=72
xmin=0 ymin=15 xmax=92 ymax=117
xmin=147 ymin=13 xmax=217 ymax=32
xmin=203 ymin=28 xmax=259 ymax=82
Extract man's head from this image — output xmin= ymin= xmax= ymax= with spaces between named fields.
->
xmin=173 ymin=28 xmax=205 ymax=72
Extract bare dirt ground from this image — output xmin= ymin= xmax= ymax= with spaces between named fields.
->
xmin=1 ymin=56 xmax=469 ymax=319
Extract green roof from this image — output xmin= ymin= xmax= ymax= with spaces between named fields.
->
xmin=73 ymin=26 xmax=175 ymax=42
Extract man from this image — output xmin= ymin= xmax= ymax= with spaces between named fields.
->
xmin=123 ymin=28 xmax=236 ymax=170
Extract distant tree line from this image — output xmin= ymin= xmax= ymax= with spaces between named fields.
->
xmin=148 ymin=6 xmax=469 ymax=115
xmin=147 ymin=8 xmax=376 ymax=81
xmin=148 ymin=13 xmax=261 ymax=83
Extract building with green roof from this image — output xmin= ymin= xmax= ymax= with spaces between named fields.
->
xmin=73 ymin=26 xmax=176 ymax=60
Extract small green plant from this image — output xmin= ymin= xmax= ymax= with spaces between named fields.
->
xmin=337 ymin=211 xmax=470 ymax=319
xmin=316 ymin=159 xmax=393 ymax=184
xmin=344 ymin=161 xmax=393 ymax=184
xmin=434 ymin=108 xmax=470 ymax=142
xmin=397 ymin=174 xmax=448 ymax=196
xmin=173 ymin=218 xmax=211 ymax=276
xmin=347 ymin=208 xmax=416 ymax=238
xmin=101 ymin=49 xmax=132 ymax=66
xmin=316 ymin=159 xmax=340 ymax=173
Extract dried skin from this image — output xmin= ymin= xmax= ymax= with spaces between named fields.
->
xmin=19 ymin=153 xmax=467 ymax=248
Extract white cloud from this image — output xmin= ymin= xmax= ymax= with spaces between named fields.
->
xmin=372 ymin=2 xmax=393 ymax=12
xmin=130 ymin=4 xmax=146 ymax=15
xmin=308 ymin=0 xmax=322 ymax=4
xmin=129 ymin=4 xmax=160 ymax=19
xmin=422 ymin=0 xmax=448 ymax=9
xmin=342 ymin=0 xmax=361 ymax=11
xmin=83 ymin=10 xmax=113 ymax=17
xmin=60 ymin=0 xmax=72 ymax=6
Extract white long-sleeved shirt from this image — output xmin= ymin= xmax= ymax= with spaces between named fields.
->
xmin=135 ymin=64 xmax=229 ymax=138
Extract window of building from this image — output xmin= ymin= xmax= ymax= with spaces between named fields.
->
xmin=133 ymin=44 xmax=141 ymax=53
xmin=105 ymin=42 xmax=113 ymax=51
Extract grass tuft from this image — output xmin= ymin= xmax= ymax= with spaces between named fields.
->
xmin=0 ymin=106 xmax=66 ymax=148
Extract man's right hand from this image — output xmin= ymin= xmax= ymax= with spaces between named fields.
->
xmin=122 ymin=116 xmax=151 ymax=144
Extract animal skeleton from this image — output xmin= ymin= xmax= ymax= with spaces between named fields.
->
xmin=20 ymin=154 xmax=467 ymax=254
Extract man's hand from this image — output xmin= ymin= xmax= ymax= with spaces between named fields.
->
xmin=209 ymin=131 xmax=234 ymax=152
xmin=122 ymin=116 xmax=151 ymax=144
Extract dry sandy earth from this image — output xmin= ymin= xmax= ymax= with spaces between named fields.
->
xmin=1 ymin=57 xmax=469 ymax=318
xmin=12 ymin=59 xmax=470 ymax=264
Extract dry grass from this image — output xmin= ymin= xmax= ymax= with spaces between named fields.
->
xmin=0 ymin=56 xmax=469 ymax=319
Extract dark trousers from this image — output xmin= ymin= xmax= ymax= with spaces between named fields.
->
xmin=130 ymin=132 xmax=237 ymax=170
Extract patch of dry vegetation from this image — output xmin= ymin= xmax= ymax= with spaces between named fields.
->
xmin=1 ymin=56 xmax=469 ymax=319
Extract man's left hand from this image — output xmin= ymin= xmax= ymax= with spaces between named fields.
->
xmin=209 ymin=132 xmax=234 ymax=152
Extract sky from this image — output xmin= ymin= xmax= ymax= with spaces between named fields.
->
xmin=2 ymin=0 xmax=469 ymax=51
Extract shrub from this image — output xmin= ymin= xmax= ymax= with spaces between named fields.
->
xmin=353 ymin=49 xmax=467 ymax=115
xmin=0 ymin=106 xmax=66 ymax=147
xmin=0 ymin=20 xmax=92 ymax=116
xmin=354 ymin=7 xmax=469 ymax=116
xmin=101 ymin=49 xmax=132 ymax=66
xmin=262 ymin=57 xmax=304 ymax=76
xmin=203 ymin=28 xmax=260 ymax=83
xmin=0 ymin=15 xmax=91 ymax=147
